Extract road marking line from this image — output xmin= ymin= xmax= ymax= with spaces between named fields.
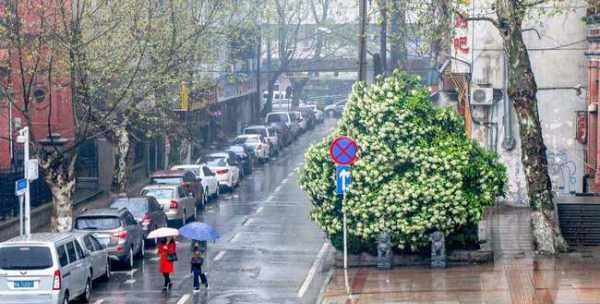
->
xmin=282 ymin=178 xmax=289 ymax=184
xmin=288 ymin=171 xmax=294 ymax=177
xmin=214 ymin=250 xmax=226 ymax=261
xmin=93 ymin=299 xmax=104 ymax=304
xmin=265 ymin=195 xmax=274 ymax=202
xmin=124 ymin=279 xmax=136 ymax=284
xmin=149 ymin=257 xmax=159 ymax=261
xmin=177 ymin=294 xmax=191 ymax=304
xmin=274 ymin=185 xmax=282 ymax=192
xmin=297 ymin=242 xmax=329 ymax=298
xmin=256 ymin=206 xmax=264 ymax=213
xmin=230 ymin=232 xmax=242 ymax=243
xmin=244 ymin=218 xmax=255 ymax=226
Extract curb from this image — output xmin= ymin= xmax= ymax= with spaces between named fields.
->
xmin=316 ymin=268 xmax=335 ymax=304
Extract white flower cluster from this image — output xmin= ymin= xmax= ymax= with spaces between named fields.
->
xmin=299 ymin=71 xmax=507 ymax=252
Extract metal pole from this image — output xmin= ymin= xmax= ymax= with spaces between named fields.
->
xmin=8 ymin=101 xmax=13 ymax=165
xmin=358 ymin=0 xmax=368 ymax=82
xmin=342 ymin=179 xmax=350 ymax=295
xmin=19 ymin=195 xmax=23 ymax=236
xmin=23 ymin=127 xmax=30 ymax=237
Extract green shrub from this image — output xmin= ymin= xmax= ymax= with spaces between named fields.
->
xmin=300 ymin=71 xmax=506 ymax=253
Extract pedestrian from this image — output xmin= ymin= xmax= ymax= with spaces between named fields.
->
xmin=190 ymin=243 xmax=208 ymax=292
xmin=158 ymin=237 xmax=176 ymax=290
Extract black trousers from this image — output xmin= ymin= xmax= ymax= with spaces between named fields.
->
xmin=192 ymin=269 xmax=208 ymax=288
xmin=163 ymin=273 xmax=171 ymax=287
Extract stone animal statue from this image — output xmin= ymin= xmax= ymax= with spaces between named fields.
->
xmin=431 ymin=230 xmax=446 ymax=268
xmin=377 ymin=231 xmax=392 ymax=269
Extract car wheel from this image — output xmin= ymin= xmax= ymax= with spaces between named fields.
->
xmin=103 ymin=261 xmax=111 ymax=281
xmin=79 ymin=279 xmax=91 ymax=302
xmin=182 ymin=210 xmax=187 ymax=225
xmin=204 ymin=188 xmax=209 ymax=204
xmin=127 ymin=248 xmax=134 ymax=269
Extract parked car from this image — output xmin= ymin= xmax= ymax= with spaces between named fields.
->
xmin=227 ymin=145 xmax=253 ymax=176
xmin=324 ymin=100 xmax=346 ymax=117
xmin=202 ymin=152 xmax=241 ymax=190
xmin=298 ymin=107 xmax=317 ymax=129
xmin=150 ymin=169 xmax=205 ymax=207
xmin=265 ymin=111 xmax=299 ymax=139
xmin=109 ymin=196 xmax=168 ymax=240
xmin=71 ymin=232 xmax=111 ymax=282
xmin=171 ymin=164 xmax=220 ymax=202
xmin=233 ymin=134 xmax=270 ymax=162
xmin=290 ymin=111 xmax=308 ymax=133
xmin=244 ymin=125 xmax=280 ymax=156
xmin=73 ymin=208 xmax=144 ymax=269
xmin=300 ymin=104 xmax=323 ymax=123
xmin=268 ymin=122 xmax=292 ymax=146
xmin=0 ymin=233 xmax=93 ymax=304
xmin=140 ymin=184 xmax=197 ymax=226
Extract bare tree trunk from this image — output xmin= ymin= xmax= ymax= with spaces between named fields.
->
xmin=114 ymin=123 xmax=131 ymax=194
xmin=389 ymin=0 xmax=407 ymax=71
xmin=43 ymin=154 xmax=77 ymax=232
xmin=496 ymin=0 xmax=567 ymax=254
xmin=377 ymin=0 xmax=388 ymax=74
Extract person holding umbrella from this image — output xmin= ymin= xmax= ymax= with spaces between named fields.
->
xmin=148 ymin=227 xmax=180 ymax=291
xmin=179 ymin=222 xmax=219 ymax=292
xmin=191 ymin=243 xmax=208 ymax=292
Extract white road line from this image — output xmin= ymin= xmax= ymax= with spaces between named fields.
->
xmin=214 ymin=250 xmax=226 ymax=261
xmin=244 ymin=218 xmax=255 ymax=226
xmin=177 ymin=294 xmax=191 ymax=304
xmin=256 ymin=206 xmax=264 ymax=213
xmin=111 ymin=269 xmax=138 ymax=275
xmin=265 ymin=195 xmax=274 ymax=203
xmin=93 ymin=299 xmax=105 ymax=304
xmin=274 ymin=185 xmax=282 ymax=192
xmin=124 ymin=279 xmax=136 ymax=284
xmin=230 ymin=232 xmax=242 ymax=243
xmin=288 ymin=171 xmax=294 ymax=177
xmin=297 ymin=243 xmax=329 ymax=298
xmin=282 ymin=178 xmax=289 ymax=184
xmin=149 ymin=257 xmax=160 ymax=261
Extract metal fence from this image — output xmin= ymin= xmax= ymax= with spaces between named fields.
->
xmin=0 ymin=168 xmax=51 ymax=220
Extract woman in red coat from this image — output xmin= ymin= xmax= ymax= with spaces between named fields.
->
xmin=158 ymin=238 xmax=176 ymax=290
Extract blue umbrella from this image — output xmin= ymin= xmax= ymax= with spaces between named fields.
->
xmin=179 ymin=222 xmax=220 ymax=241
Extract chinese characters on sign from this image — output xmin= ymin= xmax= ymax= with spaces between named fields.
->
xmin=451 ymin=10 xmax=472 ymax=74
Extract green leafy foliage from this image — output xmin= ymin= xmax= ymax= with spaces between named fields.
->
xmin=300 ymin=71 xmax=507 ymax=252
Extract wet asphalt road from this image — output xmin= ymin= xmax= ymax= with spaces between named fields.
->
xmin=89 ymin=120 xmax=336 ymax=304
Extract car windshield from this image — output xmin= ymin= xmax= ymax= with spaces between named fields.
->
xmin=151 ymin=177 xmax=183 ymax=184
xmin=234 ymin=137 xmax=259 ymax=145
xmin=0 ymin=246 xmax=53 ymax=270
xmin=206 ymin=157 xmax=227 ymax=166
xmin=75 ymin=216 xmax=121 ymax=230
xmin=267 ymin=114 xmax=286 ymax=123
xmin=141 ymin=188 xmax=174 ymax=200
xmin=228 ymin=146 xmax=244 ymax=153
xmin=245 ymin=128 xmax=267 ymax=137
xmin=110 ymin=198 xmax=148 ymax=218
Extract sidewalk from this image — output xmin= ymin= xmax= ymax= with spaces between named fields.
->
xmin=320 ymin=206 xmax=600 ymax=304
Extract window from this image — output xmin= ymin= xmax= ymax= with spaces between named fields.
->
xmin=123 ymin=212 xmax=137 ymax=225
xmin=74 ymin=240 xmax=85 ymax=259
xmin=75 ymin=216 xmax=121 ymax=230
xmin=66 ymin=242 xmax=77 ymax=263
xmin=206 ymin=157 xmax=227 ymax=167
xmin=151 ymin=177 xmax=183 ymax=184
xmin=83 ymin=236 xmax=94 ymax=252
xmin=0 ymin=246 xmax=53 ymax=270
xmin=203 ymin=166 xmax=214 ymax=176
xmin=110 ymin=198 xmax=149 ymax=219
xmin=90 ymin=235 xmax=104 ymax=251
xmin=57 ymin=245 xmax=69 ymax=266
xmin=142 ymin=188 xmax=174 ymax=200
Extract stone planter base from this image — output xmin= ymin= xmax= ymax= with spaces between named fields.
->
xmin=334 ymin=248 xmax=493 ymax=268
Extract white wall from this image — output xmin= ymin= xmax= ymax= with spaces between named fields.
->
xmin=468 ymin=1 xmax=588 ymax=206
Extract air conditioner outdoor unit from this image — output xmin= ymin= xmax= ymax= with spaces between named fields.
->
xmin=470 ymin=87 xmax=494 ymax=105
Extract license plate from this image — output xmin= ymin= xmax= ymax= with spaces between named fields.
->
xmin=14 ymin=280 xmax=34 ymax=288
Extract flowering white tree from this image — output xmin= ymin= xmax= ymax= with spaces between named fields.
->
xmin=300 ymin=71 xmax=507 ymax=252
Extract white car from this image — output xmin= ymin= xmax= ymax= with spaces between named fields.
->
xmin=244 ymin=125 xmax=280 ymax=155
xmin=233 ymin=134 xmax=270 ymax=162
xmin=203 ymin=153 xmax=241 ymax=190
xmin=72 ymin=232 xmax=111 ymax=282
xmin=290 ymin=111 xmax=308 ymax=132
xmin=171 ymin=164 xmax=219 ymax=202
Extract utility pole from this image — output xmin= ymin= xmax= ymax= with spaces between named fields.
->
xmin=358 ymin=0 xmax=368 ymax=82
xmin=16 ymin=127 xmax=31 ymax=237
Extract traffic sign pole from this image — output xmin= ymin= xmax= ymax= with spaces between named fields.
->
xmin=19 ymin=195 xmax=23 ymax=236
xmin=330 ymin=136 xmax=358 ymax=297
xmin=24 ymin=128 xmax=30 ymax=237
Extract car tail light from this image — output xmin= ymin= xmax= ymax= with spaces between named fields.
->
xmin=216 ymin=169 xmax=228 ymax=175
xmin=111 ymin=230 xmax=128 ymax=244
xmin=170 ymin=200 xmax=179 ymax=209
xmin=142 ymin=213 xmax=151 ymax=226
xmin=52 ymin=270 xmax=61 ymax=290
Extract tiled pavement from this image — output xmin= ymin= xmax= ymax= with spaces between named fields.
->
xmin=321 ymin=206 xmax=600 ymax=304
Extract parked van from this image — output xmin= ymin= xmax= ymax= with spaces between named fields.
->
xmin=0 ymin=233 xmax=93 ymax=304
